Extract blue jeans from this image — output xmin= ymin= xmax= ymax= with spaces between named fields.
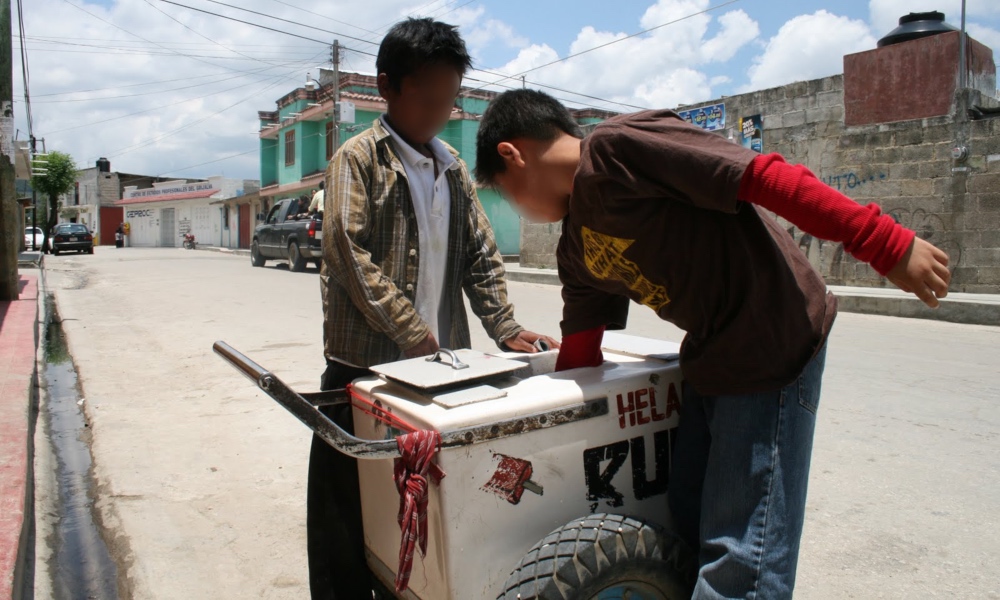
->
xmin=668 ymin=344 xmax=827 ymax=599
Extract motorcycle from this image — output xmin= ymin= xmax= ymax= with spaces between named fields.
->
xmin=181 ymin=233 xmax=197 ymax=250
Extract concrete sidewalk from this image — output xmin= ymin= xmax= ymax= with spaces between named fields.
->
xmin=0 ymin=276 xmax=39 ymax=600
xmin=193 ymin=251 xmax=1000 ymax=325
xmin=504 ymin=265 xmax=1000 ymax=326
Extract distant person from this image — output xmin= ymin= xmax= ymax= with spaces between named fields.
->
xmin=295 ymin=194 xmax=310 ymax=219
xmin=311 ymin=18 xmax=559 ymax=599
xmin=308 ymin=181 xmax=325 ymax=215
xmin=115 ymin=223 xmax=124 ymax=249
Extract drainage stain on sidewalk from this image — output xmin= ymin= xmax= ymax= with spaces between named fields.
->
xmin=43 ymin=300 xmax=119 ymax=599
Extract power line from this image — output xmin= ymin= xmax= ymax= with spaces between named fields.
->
xmin=58 ymin=0 xmax=311 ymax=73
xmin=141 ymin=0 xmax=312 ymax=67
xmin=40 ymin=67 xmax=302 ymax=136
xmin=101 ymin=73 xmax=297 ymax=159
xmin=467 ymin=0 xmax=742 ymax=93
xmin=263 ymin=0 xmax=381 ymax=36
xmin=157 ymin=0 xmax=330 ymax=45
xmin=16 ymin=0 xmax=33 ymax=136
xmin=31 ymin=64 xmax=307 ymax=103
xmin=27 ymin=64 xmax=298 ymax=98
xmin=20 ymin=34 xmax=320 ymax=48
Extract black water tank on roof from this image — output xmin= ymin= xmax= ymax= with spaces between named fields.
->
xmin=878 ymin=11 xmax=958 ymax=48
xmin=96 ymin=157 xmax=111 ymax=172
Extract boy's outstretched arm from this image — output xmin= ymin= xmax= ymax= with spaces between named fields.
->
xmin=739 ymin=154 xmax=951 ymax=308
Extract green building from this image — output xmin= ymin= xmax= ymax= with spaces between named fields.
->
xmin=257 ymin=71 xmax=616 ymax=256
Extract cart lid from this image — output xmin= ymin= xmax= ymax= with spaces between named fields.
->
xmin=370 ymin=348 xmax=525 ymax=392
xmin=602 ymin=332 xmax=681 ymax=361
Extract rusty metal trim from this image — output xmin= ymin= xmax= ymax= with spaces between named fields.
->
xmin=437 ymin=398 xmax=608 ymax=449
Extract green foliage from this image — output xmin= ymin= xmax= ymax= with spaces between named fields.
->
xmin=31 ymin=150 xmax=77 ymax=198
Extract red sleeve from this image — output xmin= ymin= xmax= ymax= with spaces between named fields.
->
xmin=555 ymin=326 xmax=605 ymax=372
xmin=738 ymin=153 xmax=915 ymax=276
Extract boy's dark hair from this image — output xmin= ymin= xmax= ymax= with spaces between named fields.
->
xmin=318 ymin=180 xmax=324 ymax=190
xmin=475 ymin=89 xmax=583 ymax=187
xmin=377 ymin=18 xmax=472 ymax=91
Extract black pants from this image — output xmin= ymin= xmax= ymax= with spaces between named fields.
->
xmin=307 ymin=361 xmax=375 ymax=600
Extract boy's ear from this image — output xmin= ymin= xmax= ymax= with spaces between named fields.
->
xmin=376 ymin=73 xmax=392 ymax=100
xmin=497 ymin=142 xmax=525 ymax=169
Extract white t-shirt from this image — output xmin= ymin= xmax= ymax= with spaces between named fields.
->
xmin=381 ymin=116 xmax=457 ymax=347
xmin=309 ymin=189 xmax=324 ymax=212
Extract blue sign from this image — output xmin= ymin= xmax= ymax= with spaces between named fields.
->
xmin=677 ymin=103 xmax=726 ymax=132
xmin=739 ymin=114 xmax=763 ymax=153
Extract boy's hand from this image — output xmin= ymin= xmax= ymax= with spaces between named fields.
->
xmin=503 ymin=331 xmax=561 ymax=353
xmin=404 ymin=332 xmax=440 ymax=358
xmin=886 ymin=237 xmax=951 ymax=308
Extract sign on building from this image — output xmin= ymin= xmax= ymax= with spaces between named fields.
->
xmin=677 ymin=103 xmax=726 ymax=132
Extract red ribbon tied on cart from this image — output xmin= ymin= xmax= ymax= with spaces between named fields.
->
xmin=393 ymin=430 xmax=445 ymax=593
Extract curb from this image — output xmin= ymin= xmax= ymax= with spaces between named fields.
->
xmin=0 ymin=276 xmax=40 ymax=599
xmin=197 ymin=246 xmax=251 ymax=258
xmin=505 ymin=267 xmax=1000 ymax=327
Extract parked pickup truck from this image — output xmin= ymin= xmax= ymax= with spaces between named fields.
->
xmin=251 ymin=198 xmax=322 ymax=272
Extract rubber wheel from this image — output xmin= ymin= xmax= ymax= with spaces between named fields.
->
xmin=497 ymin=514 xmax=696 ymax=600
xmin=87 ymin=247 xmax=94 ymax=254
xmin=251 ymin=240 xmax=266 ymax=267
xmin=288 ymin=241 xmax=307 ymax=272
xmin=52 ymin=249 xmax=59 ymax=256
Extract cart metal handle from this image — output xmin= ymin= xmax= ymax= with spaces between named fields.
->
xmin=214 ymin=341 xmax=609 ymax=460
xmin=213 ymin=341 xmax=401 ymax=459
xmin=425 ymin=348 xmax=469 ymax=370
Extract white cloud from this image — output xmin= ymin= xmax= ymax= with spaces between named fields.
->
xmin=967 ymin=23 xmax=1000 ymax=52
xmin=487 ymin=0 xmax=759 ymax=110
xmin=449 ymin=5 xmax=529 ymax=57
xmin=14 ymin=0 xmax=414 ymax=180
xmin=743 ymin=10 xmax=876 ymax=92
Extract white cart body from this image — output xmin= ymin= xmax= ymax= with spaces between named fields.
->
xmin=351 ymin=333 xmax=685 ymax=599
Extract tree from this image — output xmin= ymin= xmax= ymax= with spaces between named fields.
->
xmin=31 ymin=151 xmax=77 ymax=252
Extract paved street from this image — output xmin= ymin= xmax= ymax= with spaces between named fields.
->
xmin=40 ymin=247 xmax=1000 ymax=599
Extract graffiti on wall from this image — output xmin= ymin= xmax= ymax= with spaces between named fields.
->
xmin=820 ymin=171 xmax=888 ymax=192
xmin=887 ymin=209 xmax=963 ymax=269
xmin=784 ymin=207 xmax=962 ymax=283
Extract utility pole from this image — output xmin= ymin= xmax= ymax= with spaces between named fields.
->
xmin=0 ymin=0 xmax=19 ymax=301
xmin=332 ymin=39 xmax=340 ymax=156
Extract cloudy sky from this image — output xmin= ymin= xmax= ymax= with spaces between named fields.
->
xmin=12 ymin=0 xmax=1000 ymax=181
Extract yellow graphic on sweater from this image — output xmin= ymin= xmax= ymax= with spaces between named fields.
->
xmin=582 ymin=226 xmax=671 ymax=311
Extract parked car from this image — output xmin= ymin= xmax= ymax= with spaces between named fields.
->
xmin=49 ymin=223 xmax=94 ymax=255
xmin=251 ymin=198 xmax=322 ymax=271
xmin=24 ymin=227 xmax=44 ymax=249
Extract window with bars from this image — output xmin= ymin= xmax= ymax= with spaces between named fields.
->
xmin=285 ymin=130 xmax=296 ymax=166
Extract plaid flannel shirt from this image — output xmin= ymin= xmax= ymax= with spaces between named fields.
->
xmin=320 ymin=118 xmax=523 ymax=368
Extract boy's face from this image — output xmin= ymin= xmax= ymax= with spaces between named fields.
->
xmin=494 ymin=139 xmax=575 ymax=224
xmin=379 ymin=65 xmax=461 ymax=144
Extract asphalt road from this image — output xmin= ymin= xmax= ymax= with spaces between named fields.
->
xmin=39 ymin=247 xmax=1000 ymax=599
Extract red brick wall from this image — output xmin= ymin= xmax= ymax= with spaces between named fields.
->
xmin=844 ymin=31 xmax=996 ymax=126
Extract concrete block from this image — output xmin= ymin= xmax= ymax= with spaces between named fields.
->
xmin=793 ymin=95 xmax=810 ymax=111
xmin=816 ymin=90 xmax=842 ymax=108
xmin=978 ymin=193 xmax=1000 ymax=212
xmin=963 ymin=248 xmax=1000 ymax=267
xmin=967 ymin=172 xmax=1000 ymax=194
xmin=805 ymin=107 xmax=833 ymax=124
xmin=921 ymin=125 xmax=955 ymax=144
xmin=901 ymin=144 xmax=937 ymax=162
xmin=889 ymin=163 xmax=920 ymax=180
xmin=873 ymin=147 xmax=902 ymax=163
xmin=782 ymin=110 xmax=807 ymax=128
xmin=830 ymin=105 xmax=845 ymax=123
xmin=979 ymin=230 xmax=1000 ymax=248
xmin=865 ymin=131 xmax=895 ymax=149
xmin=965 ymin=210 xmax=1000 ymax=231
xmin=919 ymin=160 xmax=952 ymax=178
xmin=900 ymin=179 xmax=935 ymax=197
xmin=893 ymin=128 xmax=924 ymax=146
xmin=977 ymin=266 xmax=1000 ymax=284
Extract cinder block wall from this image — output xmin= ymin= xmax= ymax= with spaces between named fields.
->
xmin=520 ymin=75 xmax=1000 ymax=293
